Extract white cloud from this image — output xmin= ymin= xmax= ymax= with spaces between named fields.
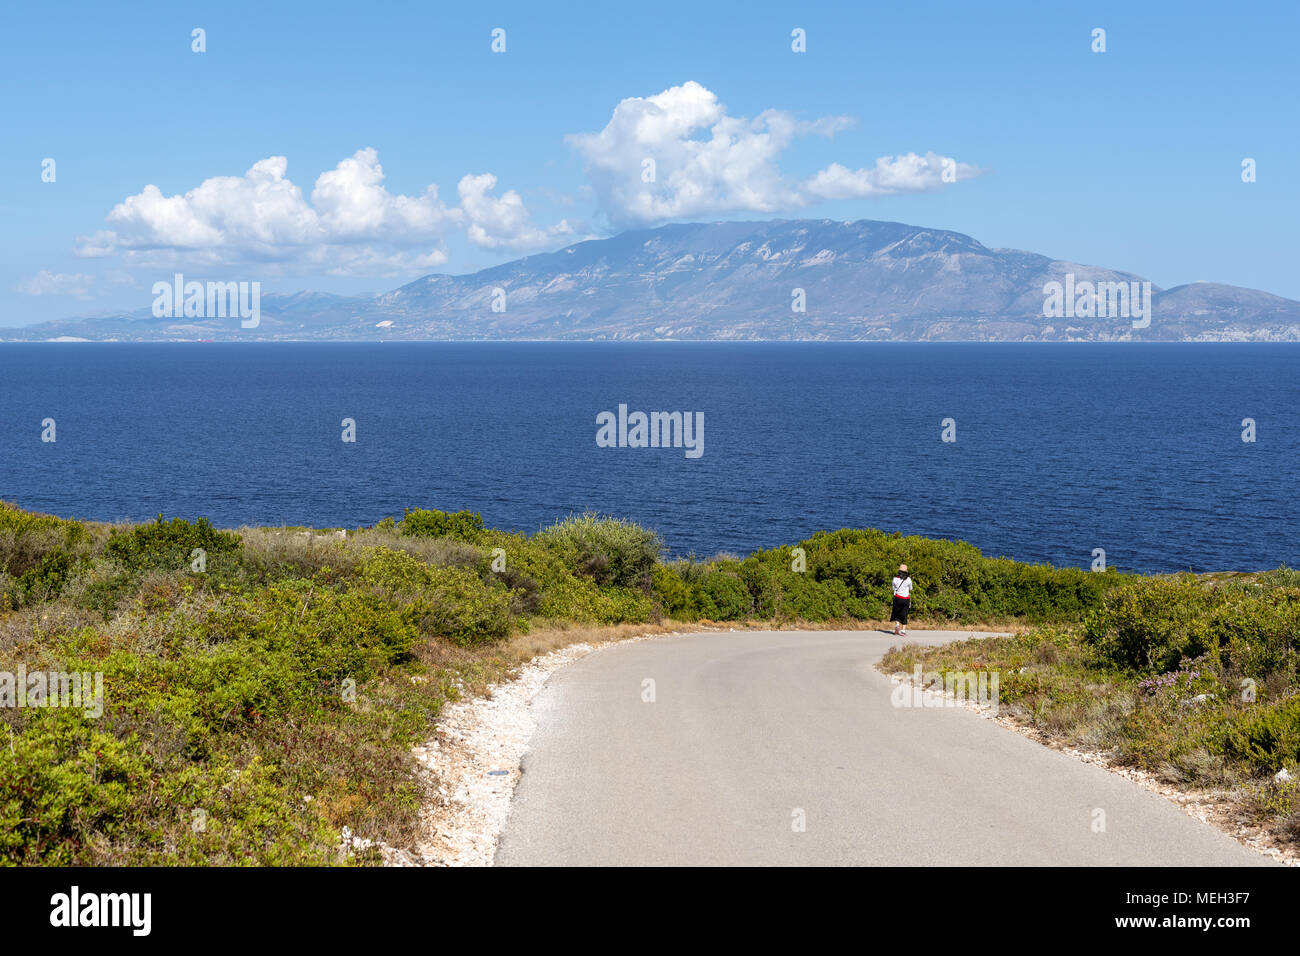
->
xmin=802 ymin=154 xmax=979 ymax=200
xmin=457 ymin=173 xmax=578 ymax=250
xmin=311 ymin=150 xmax=455 ymax=242
xmin=17 ymin=270 xmax=96 ymax=298
xmin=567 ymin=81 xmax=977 ymax=227
xmin=76 ymin=150 xmax=513 ymax=275
xmin=76 ymin=149 xmax=575 ymax=275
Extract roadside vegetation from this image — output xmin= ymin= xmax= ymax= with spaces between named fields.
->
xmin=4 ymin=498 xmax=1291 ymax=863
xmin=881 ymin=570 xmax=1300 ymax=851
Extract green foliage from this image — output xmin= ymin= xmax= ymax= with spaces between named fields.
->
xmin=652 ymin=563 xmax=698 ymax=618
xmin=359 ymin=547 xmax=512 ymax=645
xmin=0 ymin=594 xmax=415 ymax=865
xmin=535 ymin=513 xmax=662 ymax=592
xmin=478 ymin=529 xmax=654 ymax=624
xmin=15 ymin=549 xmax=79 ymax=606
xmin=0 ymin=502 xmax=91 ymax=606
xmin=795 ymin=529 xmax=1116 ymax=624
xmin=243 ymin=581 xmax=419 ymax=685
xmin=1216 ymin=696 xmax=1300 ymax=772
xmin=399 ymin=508 xmax=485 ymax=542
xmin=105 ymin=515 xmax=242 ymax=573
xmin=1084 ymin=576 xmax=1218 ymax=672
xmin=739 ymin=553 xmax=866 ymax=621
xmin=0 ymin=502 xmax=89 ymax=570
xmin=0 ymin=548 xmax=83 ymax=609
xmin=1211 ymin=588 xmax=1300 ymax=683
xmin=1085 ymin=575 xmax=1300 ymax=677
xmin=649 ymin=529 xmax=1118 ymax=626
xmin=698 ymin=569 xmax=752 ymax=620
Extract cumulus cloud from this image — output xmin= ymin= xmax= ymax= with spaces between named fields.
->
xmin=75 ymin=149 xmax=566 ymax=275
xmin=17 ymin=270 xmax=96 ymax=298
xmin=567 ymin=81 xmax=978 ymax=227
xmin=457 ymin=173 xmax=577 ymax=251
xmin=311 ymin=151 xmax=454 ymax=242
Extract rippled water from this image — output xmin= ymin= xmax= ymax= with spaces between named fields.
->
xmin=1 ymin=342 xmax=1295 ymax=572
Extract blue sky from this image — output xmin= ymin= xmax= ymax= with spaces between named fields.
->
xmin=2 ymin=0 xmax=1297 ymax=325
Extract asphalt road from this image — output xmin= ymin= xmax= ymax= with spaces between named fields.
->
xmin=495 ymin=629 xmax=1272 ymax=866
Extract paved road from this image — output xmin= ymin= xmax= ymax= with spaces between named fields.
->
xmin=495 ymin=630 xmax=1271 ymax=866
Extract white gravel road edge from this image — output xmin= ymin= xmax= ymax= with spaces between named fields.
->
xmin=383 ymin=629 xmax=693 ymax=866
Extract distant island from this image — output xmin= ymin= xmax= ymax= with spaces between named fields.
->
xmin=6 ymin=218 xmax=1300 ymax=342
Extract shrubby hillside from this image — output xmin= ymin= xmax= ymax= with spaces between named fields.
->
xmin=4 ymin=501 xmax=1293 ymax=863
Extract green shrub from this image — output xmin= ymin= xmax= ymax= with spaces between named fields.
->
xmin=0 ymin=502 xmax=90 ymax=583
xmin=1217 ymin=696 xmax=1300 ymax=772
xmin=249 ymin=583 xmax=418 ymax=678
xmin=652 ymin=563 xmax=699 ymax=618
xmin=399 ymin=508 xmax=485 ymax=542
xmin=1083 ymin=576 xmax=1219 ymax=672
xmin=15 ymin=548 xmax=79 ymax=605
xmin=734 ymin=528 xmax=1118 ymax=625
xmin=535 ymin=513 xmax=661 ymax=592
xmin=67 ymin=562 xmax=140 ymax=616
xmin=699 ymin=570 xmax=751 ymax=620
xmin=359 ymin=547 xmax=512 ymax=645
xmin=779 ymin=575 xmax=864 ymax=621
xmin=105 ymin=515 xmax=242 ymax=573
xmin=1212 ymin=589 xmax=1300 ymax=682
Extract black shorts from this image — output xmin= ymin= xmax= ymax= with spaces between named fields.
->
xmin=890 ymin=597 xmax=910 ymax=624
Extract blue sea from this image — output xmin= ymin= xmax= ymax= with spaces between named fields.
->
xmin=0 ymin=342 xmax=1296 ymax=573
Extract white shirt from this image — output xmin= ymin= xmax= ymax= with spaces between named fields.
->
xmin=892 ymin=576 xmax=912 ymax=598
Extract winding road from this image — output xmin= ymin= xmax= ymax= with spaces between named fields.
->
xmin=495 ymin=629 xmax=1271 ymax=866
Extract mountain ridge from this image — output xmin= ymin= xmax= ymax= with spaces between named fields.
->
xmin=7 ymin=218 xmax=1299 ymax=341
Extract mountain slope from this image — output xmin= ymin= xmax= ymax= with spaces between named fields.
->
xmin=7 ymin=220 xmax=1300 ymax=341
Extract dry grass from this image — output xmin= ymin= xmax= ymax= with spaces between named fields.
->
xmin=345 ymin=528 xmax=483 ymax=568
xmin=236 ymin=527 xmax=364 ymax=577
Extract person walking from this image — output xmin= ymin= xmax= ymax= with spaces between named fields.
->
xmin=891 ymin=564 xmax=912 ymax=636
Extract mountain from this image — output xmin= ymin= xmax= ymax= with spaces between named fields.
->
xmin=7 ymin=219 xmax=1300 ymax=341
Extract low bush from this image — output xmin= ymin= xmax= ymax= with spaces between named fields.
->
xmin=1085 ymin=575 xmax=1300 ymax=677
xmin=359 ymin=547 xmax=512 ymax=645
xmin=105 ymin=515 xmax=242 ymax=573
xmin=0 ymin=502 xmax=92 ymax=606
xmin=0 ymin=502 xmax=91 ymax=575
xmin=399 ymin=508 xmax=485 ymax=542
xmin=535 ymin=513 xmax=661 ymax=592
xmin=698 ymin=569 xmax=752 ymax=620
xmin=652 ymin=563 xmax=698 ymax=618
xmin=477 ymin=529 xmax=654 ymax=624
xmin=1216 ymin=696 xmax=1300 ymax=773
